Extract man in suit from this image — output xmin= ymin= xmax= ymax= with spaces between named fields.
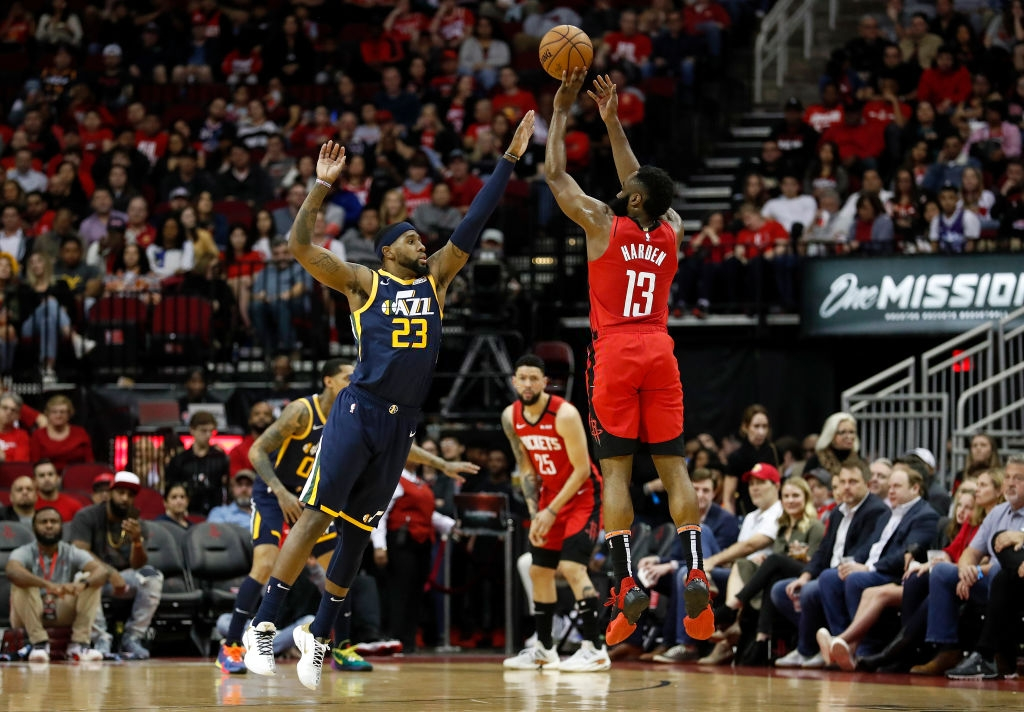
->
xmin=773 ymin=458 xmax=889 ymax=668
xmin=815 ymin=460 xmax=938 ymax=653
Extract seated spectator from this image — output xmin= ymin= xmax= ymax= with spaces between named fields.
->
xmin=8 ymin=507 xmax=107 ymax=663
xmin=917 ymin=46 xmax=972 ymax=115
xmin=774 ymin=98 xmax=820 ymax=176
xmin=147 ymin=216 xmax=195 ymax=280
xmin=761 ymin=174 xmax=817 ymax=234
xmin=104 ymin=243 xmax=161 ymax=303
xmin=805 ymin=469 xmax=837 ymax=520
xmin=54 ymin=235 xmax=102 ymax=303
xmin=31 ymin=397 xmax=93 ymax=476
xmin=735 ymin=173 xmax=770 ymax=211
xmin=250 ymin=238 xmax=309 ymax=358
xmin=35 ymin=0 xmax=83 ymax=49
xmin=164 ymin=411 xmax=230 ymax=517
xmin=821 ymin=102 xmax=886 ymax=171
xmin=88 ymin=472 xmax=113 ymax=506
xmin=158 ymin=147 xmax=217 ymax=204
xmin=207 ymin=470 xmax=254 ymax=527
xmin=33 ymin=456 xmax=83 ymax=523
xmin=7 ymin=147 xmax=48 ymax=194
xmin=222 ymin=224 xmax=264 ymax=332
xmin=1 ymin=475 xmax=37 ymax=525
xmin=458 ymin=17 xmax=510 ymax=91
xmin=78 ymin=189 xmax=127 ymax=246
xmin=228 ymin=402 xmax=272 ymax=479
xmin=221 ymin=36 xmax=262 ymax=86
xmin=887 ymin=167 xmax=927 ymax=248
xmin=262 ymin=14 xmax=314 ymax=85
xmin=848 ymin=193 xmax=895 ymax=254
xmin=900 ymin=13 xmax=943 ymax=70
xmin=431 ymin=0 xmax=476 ymax=48
xmin=966 ymin=100 xmax=1021 ymax=177
xmin=676 ymin=211 xmax=733 ymax=317
xmin=492 ymin=67 xmax=538 ymax=124
xmin=413 ymin=182 xmax=466 ymax=251
xmin=260 ymin=134 xmax=295 ymax=198
xmin=523 ymin=0 xmax=581 ymax=39
xmin=736 ymin=141 xmax=786 ymax=198
xmin=958 ymin=165 xmax=999 ymax=238
xmin=595 ymin=9 xmax=652 ymax=77
xmin=374 ymin=66 xmax=421 ymax=130
xmin=124 ymin=196 xmax=156 ymax=249
xmin=0 ymin=392 xmax=29 ymax=462
xmin=839 ymin=169 xmax=894 ymax=224
xmin=804 ymin=141 xmax=849 ymax=199
xmin=445 ymin=150 xmax=484 ymax=214
xmin=69 ymin=471 xmax=163 ymax=659
xmin=803 ymin=82 xmax=845 ymax=134
xmin=19 ymin=253 xmax=88 ymax=380
xmin=218 ymin=144 xmax=273 ymax=208
xmin=0 ymin=204 xmax=27 ymax=265
xmin=155 ymin=482 xmax=193 ymax=530
xmin=341 ymin=208 xmax=382 ymax=268
xmin=930 ymin=183 xmax=981 ymax=253
xmin=236 ymin=100 xmax=279 ymax=151
xmin=682 ymin=0 xmax=731 ymax=60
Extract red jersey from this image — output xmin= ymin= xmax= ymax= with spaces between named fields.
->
xmin=512 ymin=395 xmax=600 ymax=510
xmin=589 ymin=216 xmax=678 ymax=334
xmin=736 ymin=219 xmax=788 ymax=259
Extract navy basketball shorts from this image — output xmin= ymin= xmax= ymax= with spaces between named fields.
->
xmin=250 ymin=485 xmax=338 ymax=557
xmin=300 ymin=386 xmax=418 ymax=536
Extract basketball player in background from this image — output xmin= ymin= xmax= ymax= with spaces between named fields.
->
xmin=501 ymin=354 xmax=608 ymax=672
xmin=244 ymin=112 xmax=534 ymax=690
xmin=545 ymin=70 xmax=713 ymax=645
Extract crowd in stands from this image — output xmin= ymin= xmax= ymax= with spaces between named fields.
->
xmin=677 ymin=0 xmax=1024 ymax=316
xmin=0 ymin=0 xmax=750 ymax=382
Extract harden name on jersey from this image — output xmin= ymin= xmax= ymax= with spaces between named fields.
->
xmin=620 ymin=242 xmax=668 ymax=266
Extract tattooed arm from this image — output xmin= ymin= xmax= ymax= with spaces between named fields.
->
xmin=248 ymin=400 xmax=311 ymax=524
xmin=288 ymin=141 xmax=374 ymax=308
xmin=501 ymin=405 xmax=540 ymax=517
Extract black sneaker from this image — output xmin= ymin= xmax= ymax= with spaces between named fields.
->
xmin=946 ymin=651 xmax=1000 ymax=680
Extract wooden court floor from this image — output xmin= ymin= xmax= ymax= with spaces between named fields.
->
xmin=0 ymin=657 xmax=1019 ymax=711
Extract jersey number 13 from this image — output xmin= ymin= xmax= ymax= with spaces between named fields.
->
xmin=623 ymin=270 xmax=655 ymax=317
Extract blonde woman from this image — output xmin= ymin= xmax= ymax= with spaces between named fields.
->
xmin=379 ymin=188 xmax=409 ymax=225
xmin=701 ymin=476 xmax=824 ymax=665
xmin=805 ymin=412 xmax=859 ymax=478
xmin=17 ymin=252 xmax=88 ymax=380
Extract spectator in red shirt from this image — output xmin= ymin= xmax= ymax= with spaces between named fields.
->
xmin=863 ymin=74 xmax=912 ymax=128
xmin=29 ymin=395 xmax=94 ymax=473
xmin=821 ymin=102 xmax=886 ymax=170
xmin=803 ymin=82 xmax=845 ymax=134
xmin=229 ymin=402 xmax=273 ymax=478
xmin=383 ymin=0 xmax=428 ymax=48
xmin=32 ymin=458 xmax=82 ymax=523
xmin=677 ymin=211 xmax=735 ymax=318
xmin=732 ymin=204 xmax=797 ymax=311
xmin=916 ymin=46 xmax=971 ymax=114
xmin=430 ymin=0 xmax=475 ymax=49
xmin=221 ymin=36 xmax=263 ymax=87
xmin=360 ymin=25 xmax=405 ymax=77
xmin=610 ymin=68 xmax=645 ymax=128
xmin=491 ymin=67 xmax=538 ymax=124
xmin=0 ymin=392 xmax=31 ymax=462
xmin=290 ymin=105 xmax=336 ymax=152
xmin=683 ymin=0 xmax=731 ymax=59
xmin=134 ymin=114 xmax=168 ymax=169
xmin=444 ymin=150 xmax=483 ymax=214
xmin=596 ymin=9 xmax=653 ymax=75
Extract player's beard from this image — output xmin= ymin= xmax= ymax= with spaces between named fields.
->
xmin=518 ymin=391 xmax=541 ymax=406
xmin=398 ymin=253 xmax=430 ymax=277
xmin=608 ymin=196 xmax=629 ymax=216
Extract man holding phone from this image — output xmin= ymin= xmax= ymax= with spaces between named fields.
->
xmin=69 ymin=471 xmax=164 ymax=659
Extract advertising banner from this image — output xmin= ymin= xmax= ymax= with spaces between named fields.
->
xmin=802 ymin=255 xmax=1024 ymax=335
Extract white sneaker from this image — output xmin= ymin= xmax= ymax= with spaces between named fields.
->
xmin=815 ymin=628 xmax=833 ymax=665
xmin=293 ymin=623 xmax=330 ymax=690
xmin=28 ymin=643 xmax=49 ymax=663
xmin=559 ymin=641 xmax=611 ymax=672
xmin=67 ymin=643 xmax=103 ymax=662
xmin=801 ymin=652 xmax=826 ymax=669
xmin=71 ymin=332 xmax=97 ymax=358
xmin=774 ymin=649 xmax=807 ymax=668
xmin=242 ymin=622 xmax=278 ymax=676
xmin=502 ymin=644 xmax=560 ymax=670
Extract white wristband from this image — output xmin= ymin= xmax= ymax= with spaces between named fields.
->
xmin=315 ymin=178 xmax=333 ymax=189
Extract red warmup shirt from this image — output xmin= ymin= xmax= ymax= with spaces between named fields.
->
xmin=0 ymin=427 xmax=30 ymax=462
xmin=491 ymin=90 xmax=538 ymax=123
xmin=821 ymin=120 xmax=886 ymax=161
xmin=589 ymin=216 xmax=678 ymax=334
xmin=387 ymin=473 xmax=436 ymax=543
xmin=446 ymin=174 xmax=484 ymax=208
xmin=604 ymin=32 xmax=653 ymax=65
xmin=737 ymin=219 xmax=788 ymax=259
xmin=917 ymin=66 xmax=972 ymax=107
xmin=29 ymin=425 xmax=94 ymax=473
xmin=863 ymin=100 xmax=912 ymax=126
xmin=803 ymin=104 xmax=844 ymax=133
xmin=512 ymin=395 xmax=600 ymax=511
xmin=35 ymin=493 xmax=83 ymax=523
xmin=683 ymin=3 xmax=732 ymax=33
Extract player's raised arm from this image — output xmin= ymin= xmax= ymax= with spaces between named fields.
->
xmin=588 ymin=74 xmax=640 ymax=187
xmin=289 ymin=142 xmax=374 ymax=304
xmin=545 ymin=69 xmax=613 ymax=239
xmin=429 ymin=111 xmax=536 ymax=293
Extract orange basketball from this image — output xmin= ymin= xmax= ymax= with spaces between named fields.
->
xmin=538 ymin=25 xmax=593 ymax=80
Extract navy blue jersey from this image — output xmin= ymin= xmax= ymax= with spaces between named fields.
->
xmin=254 ymin=394 xmax=328 ymax=497
xmin=349 ymin=269 xmax=443 ymax=408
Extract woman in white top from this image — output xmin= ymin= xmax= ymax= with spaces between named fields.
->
xmin=146 ymin=216 xmax=195 ymax=280
xmin=457 ymin=16 xmax=511 ymax=92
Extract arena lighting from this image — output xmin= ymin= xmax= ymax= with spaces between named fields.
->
xmin=112 ymin=433 xmax=244 ymax=471
xmin=952 ymin=349 xmax=972 ymax=373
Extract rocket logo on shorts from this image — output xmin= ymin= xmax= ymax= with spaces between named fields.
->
xmin=589 ymin=414 xmax=604 ymax=443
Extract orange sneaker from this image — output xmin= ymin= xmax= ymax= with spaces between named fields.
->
xmin=682 ymin=570 xmax=715 ymax=640
xmin=604 ymin=576 xmax=650 ymax=646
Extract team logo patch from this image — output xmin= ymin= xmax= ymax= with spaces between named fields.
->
xmin=589 ymin=414 xmax=603 ymax=443
xmin=388 ymin=405 xmax=398 ymax=415
xmin=362 ymin=510 xmax=385 ymax=525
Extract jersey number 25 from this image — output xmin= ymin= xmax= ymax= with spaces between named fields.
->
xmin=623 ymin=270 xmax=655 ymax=318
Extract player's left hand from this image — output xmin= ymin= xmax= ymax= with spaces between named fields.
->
xmin=587 ymin=74 xmax=618 ymax=123
xmin=316 ymin=141 xmax=347 ymax=186
xmin=440 ymin=459 xmax=479 ymax=484
xmin=528 ymin=507 xmax=556 ymax=547
xmin=507 ymin=109 xmax=536 ymax=158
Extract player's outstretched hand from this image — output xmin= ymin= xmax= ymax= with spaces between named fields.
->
xmin=317 ymin=141 xmax=347 ymax=186
xmin=587 ymin=74 xmax=618 ymax=123
xmin=553 ymin=67 xmax=587 ymax=113
xmin=507 ymin=109 xmax=535 ymax=158
xmin=440 ymin=459 xmax=480 ymax=484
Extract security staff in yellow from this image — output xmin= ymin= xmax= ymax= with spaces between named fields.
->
xmin=244 ymin=111 xmax=535 ymax=690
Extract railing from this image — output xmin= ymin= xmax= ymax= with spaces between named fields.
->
xmin=753 ymin=0 xmax=837 ymax=104
xmin=845 ymin=306 xmax=1024 ymax=488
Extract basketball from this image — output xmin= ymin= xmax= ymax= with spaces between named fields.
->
xmin=538 ymin=25 xmax=593 ymax=80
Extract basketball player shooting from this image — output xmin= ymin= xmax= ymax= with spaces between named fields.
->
xmin=544 ymin=69 xmax=714 ymax=645
xmin=242 ymin=111 xmax=534 ymax=690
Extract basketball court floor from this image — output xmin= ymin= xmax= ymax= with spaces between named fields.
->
xmin=1 ymin=656 xmax=1018 ymax=711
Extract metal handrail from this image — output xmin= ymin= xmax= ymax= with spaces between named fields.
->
xmin=754 ymin=0 xmax=835 ymax=103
